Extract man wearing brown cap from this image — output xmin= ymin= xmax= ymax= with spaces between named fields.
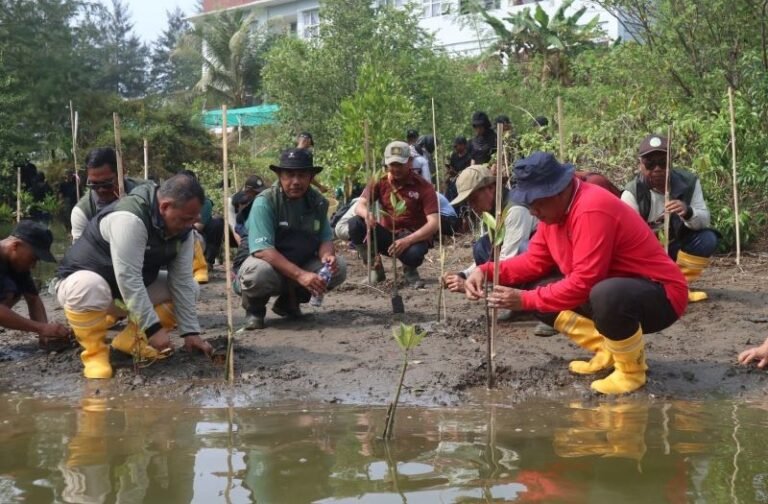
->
xmin=622 ymin=135 xmax=719 ymax=302
xmin=464 ymin=152 xmax=688 ymax=394
xmin=442 ymin=165 xmax=536 ymax=293
xmin=0 ymin=220 xmax=70 ymax=349
xmin=348 ymin=141 xmax=439 ymax=289
xmin=237 ymin=149 xmax=346 ymax=329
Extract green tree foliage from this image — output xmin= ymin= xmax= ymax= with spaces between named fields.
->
xmin=150 ymin=8 xmax=200 ymax=97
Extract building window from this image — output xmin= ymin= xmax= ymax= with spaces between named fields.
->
xmin=379 ymin=0 xmax=406 ymax=6
xmin=459 ymin=0 xmax=503 ymax=13
xmin=301 ymin=9 xmax=319 ymax=39
xmin=422 ymin=0 xmax=443 ymax=17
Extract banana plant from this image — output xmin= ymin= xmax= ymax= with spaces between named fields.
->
xmin=382 ymin=323 xmax=426 ymax=440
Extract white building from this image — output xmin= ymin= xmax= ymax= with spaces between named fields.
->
xmin=199 ymin=0 xmax=628 ymax=55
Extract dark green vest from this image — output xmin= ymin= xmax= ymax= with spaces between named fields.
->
xmin=58 ymin=184 xmax=191 ymax=299
xmin=75 ymin=177 xmax=148 ymax=221
xmin=624 ymin=168 xmax=698 ymax=240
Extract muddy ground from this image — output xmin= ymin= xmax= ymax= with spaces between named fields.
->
xmin=1 ymin=237 xmax=767 ymax=406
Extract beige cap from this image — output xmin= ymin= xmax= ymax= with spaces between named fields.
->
xmin=384 ymin=141 xmax=411 ymax=165
xmin=450 ymin=164 xmax=495 ymax=206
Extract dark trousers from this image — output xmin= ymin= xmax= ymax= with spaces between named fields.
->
xmin=440 ymin=215 xmax=459 ymax=236
xmin=532 ymin=276 xmax=679 ymax=341
xmin=202 ymin=217 xmax=225 ymax=265
xmin=348 ymin=216 xmax=429 ymax=268
xmin=670 ymin=229 xmax=719 ymax=260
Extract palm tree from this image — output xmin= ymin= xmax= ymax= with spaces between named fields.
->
xmin=178 ymin=10 xmax=271 ymax=107
xmin=482 ymin=0 xmax=606 ymax=85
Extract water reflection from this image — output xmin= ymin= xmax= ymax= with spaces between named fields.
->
xmin=1 ymin=395 xmax=768 ymax=503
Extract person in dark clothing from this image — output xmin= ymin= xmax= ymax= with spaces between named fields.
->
xmin=58 ymin=172 xmax=79 ymax=231
xmin=445 ymin=136 xmax=473 ymax=202
xmin=406 ymin=129 xmax=419 ymax=146
xmin=470 ymin=111 xmax=497 ymax=164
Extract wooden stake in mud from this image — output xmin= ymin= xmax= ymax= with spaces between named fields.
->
xmin=113 ymin=113 xmax=126 ymax=198
xmin=16 ymin=167 xmax=21 ymax=223
xmin=70 ymin=101 xmax=80 ymax=201
xmin=728 ymin=87 xmax=741 ymax=266
xmin=363 ymin=120 xmax=373 ymax=285
xmin=143 ymin=138 xmax=149 ymax=180
xmin=222 ymin=106 xmax=235 ymax=384
xmin=232 ymin=163 xmax=239 ymax=193
xmin=663 ymin=124 xmax=673 ymax=254
xmin=431 ymin=98 xmax=447 ymax=321
xmin=557 ymin=96 xmax=565 ymax=161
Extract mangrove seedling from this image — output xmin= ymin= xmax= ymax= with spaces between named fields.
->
xmin=380 ymin=192 xmax=408 ymax=314
xmin=481 ymin=208 xmax=508 ymax=389
xmin=382 ymin=323 xmax=426 ymax=440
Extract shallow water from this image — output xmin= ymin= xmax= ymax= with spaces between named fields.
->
xmin=1 ymin=394 xmax=767 ymax=503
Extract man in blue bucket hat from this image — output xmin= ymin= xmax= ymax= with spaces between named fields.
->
xmin=464 ymin=152 xmax=689 ymax=394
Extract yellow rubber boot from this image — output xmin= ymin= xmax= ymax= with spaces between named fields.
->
xmin=154 ymin=302 xmax=177 ymax=329
xmin=110 ymin=321 xmax=169 ymax=361
xmin=193 ymin=239 xmax=209 ymax=284
xmin=554 ymin=310 xmax=614 ymax=375
xmin=65 ymin=309 xmax=113 ymax=379
xmin=676 ymin=250 xmax=710 ymax=302
xmin=590 ymin=328 xmax=647 ymax=395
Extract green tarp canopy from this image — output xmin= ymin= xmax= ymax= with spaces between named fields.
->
xmin=201 ymin=104 xmax=279 ymax=128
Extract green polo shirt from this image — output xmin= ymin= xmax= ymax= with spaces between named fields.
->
xmin=246 ymin=184 xmax=332 ymax=254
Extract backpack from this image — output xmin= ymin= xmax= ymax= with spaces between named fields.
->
xmin=329 ymin=200 xmax=354 ymax=229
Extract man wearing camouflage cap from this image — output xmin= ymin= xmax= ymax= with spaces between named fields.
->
xmin=348 ymin=141 xmax=439 ymax=289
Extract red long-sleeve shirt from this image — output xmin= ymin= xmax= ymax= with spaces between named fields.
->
xmin=480 ymin=179 xmax=689 ymax=316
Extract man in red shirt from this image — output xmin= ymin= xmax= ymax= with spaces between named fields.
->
xmin=465 ymin=152 xmax=688 ymax=394
xmin=349 ymin=141 xmax=439 ymax=288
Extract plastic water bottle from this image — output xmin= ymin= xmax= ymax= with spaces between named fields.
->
xmin=310 ymin=261 xmax=333 ymax=307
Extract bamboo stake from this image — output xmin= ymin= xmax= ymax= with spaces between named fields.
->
xmin=431 ymin=98 xmax=447 ymax=322
xmin=113 ymin=113 xmax=126 ymax=198
xmin=728 ymin=87 xmax=741 ymax=266
xmin=363 ymin=120 xmax=372 ymax=285
xmin=222 ymin=106 xmax=235 ymax=384
xmin=16 ymin=167 xmax=21 ymax=223
xmin=232 ymin=163 xmax=239 ymax=193
xmin=663 ymin=124 xmax=672 ymax=254
xmin=486 ymin=123 xmax=505 ymax=389
xmin=143 ymin=138 xmax=149 ymax=180
xmin=70 ymin=101 xmax=80 ymax=201
xmin=557 ymin=96 xmax=565 ymax=161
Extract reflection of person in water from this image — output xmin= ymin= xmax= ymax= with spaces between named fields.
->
xmin=60 ymin=396 xmax=181 ymax=503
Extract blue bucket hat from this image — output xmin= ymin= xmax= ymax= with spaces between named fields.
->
xmin=510 ymin=152 xmax=575 ymax=206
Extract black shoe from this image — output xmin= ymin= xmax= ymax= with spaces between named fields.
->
xmin=272 ymin=295 xmax=302 ymax=318
xmin=245 ymin=312 xmax=265 ymax=330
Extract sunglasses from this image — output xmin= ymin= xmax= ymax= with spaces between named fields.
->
xmin=641 ymin=157 xmax=667 ymax=170
xmin=86 ymin=179 xmax=116 ymax=190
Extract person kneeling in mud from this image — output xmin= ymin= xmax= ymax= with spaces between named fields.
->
xmin=348 ymin=141 xmax=439 ymax=289
xmin=55 ymin=175 xmax=212 ymax=379
xmin=237 ymin=149 xmax=346 ymax=330
xmin=0 ymin=221 xmax=70 ymax=350
xmin=464 ymin=152 xmax=689 ymax=395
xmin=441 ymin=165 xmax=538 ymax=320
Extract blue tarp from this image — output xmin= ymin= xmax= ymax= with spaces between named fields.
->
xmin=201 ymin=104 xmax=279 ymax=128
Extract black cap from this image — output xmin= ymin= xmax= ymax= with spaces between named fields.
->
xmin=471 ymin=111 xmax=491 ymax=128
xmin=12 ymin=220 xmax=55 ymax=262
xmin=638 ymin=134 xmax=668 ymax=157
xmin=244 ymin=175 xmax=265 ymax=193
xmin=532 ymin=116 xmax=549 ymax=127
xmin=495 ymin=115 xmax=511 ymax=125
xmin=269 ymin=148 xmax=323 ymax=174
xmin=406 ymin=129 xmax=419 ymax=141
xmin=298 ymin=131 xmax=314 ymax=146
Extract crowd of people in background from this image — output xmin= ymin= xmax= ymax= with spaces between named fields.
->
xmin=2 ymin=109 xmax=767 ymax=395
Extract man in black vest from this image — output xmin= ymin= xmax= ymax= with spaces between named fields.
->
xmin=55 ymin=175 xmax=212 ymax=379
xmin=621 ymin=134 xmax=719 ymax=302
xmin=70 ymin=148 xmax=147 ymax=242
xmin=236 ymin=149 xmax=346 ymax=330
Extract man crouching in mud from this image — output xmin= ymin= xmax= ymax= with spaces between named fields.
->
xmin=236 ymin=148 xmax=346 ymax=330
xmin=464 ymin=152 xmax=689 ymax=394
xmin=55 ymin=175 xmax=212 ymax=379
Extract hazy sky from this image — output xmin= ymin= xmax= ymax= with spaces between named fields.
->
xmin=121 ymin=0 xmax=201 ymax=45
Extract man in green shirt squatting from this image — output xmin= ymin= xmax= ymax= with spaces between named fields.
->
xmin=238 ymin=149 xmax=347 ymax=330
